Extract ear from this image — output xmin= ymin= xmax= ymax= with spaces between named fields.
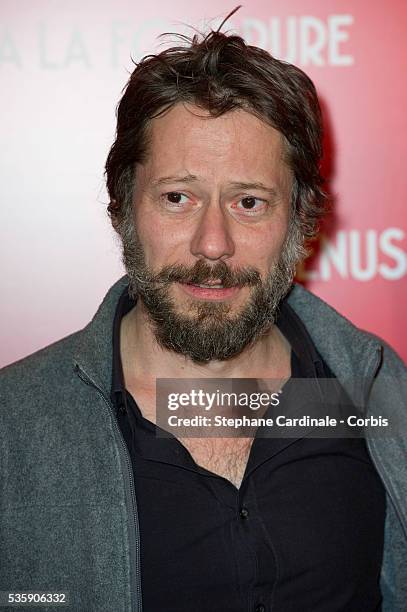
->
xmin=108 ymin=199 xmax=120 ymax=230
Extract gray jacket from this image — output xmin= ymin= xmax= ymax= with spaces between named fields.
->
xmin=1 ymin=276 xmax=406 ymax=612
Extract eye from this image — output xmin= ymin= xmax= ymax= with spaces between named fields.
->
xmin=234 ymin=196 xmax=267 ymax=215
xmin=164 ymin=192 xmax=190 ymax=206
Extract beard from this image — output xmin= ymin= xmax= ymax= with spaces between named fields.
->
xmin=117 ymin=214 xmax=305 ymax=364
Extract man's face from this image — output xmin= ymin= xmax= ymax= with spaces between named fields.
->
xmin=120 ymin=103 xmax=303 ymax=363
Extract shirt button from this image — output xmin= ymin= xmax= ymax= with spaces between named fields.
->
xmin=239 ymin=507 xmax=249 ymax=519
xmin=255 ymin=605 xmax=265 ymax=612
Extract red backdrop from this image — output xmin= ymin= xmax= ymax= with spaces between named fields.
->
xmin=0 ymin=1 xmax=406 ymax=366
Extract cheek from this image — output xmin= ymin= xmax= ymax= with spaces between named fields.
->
xmin=239 ymin=214 xmax=290 ymax=263
xmin=135 ymin=213 xmax=184 ymax=268
xmin=136 ymin=203 xmax=197 ymax=255
xmin=132 ymin=213 xmax=159 ymax=267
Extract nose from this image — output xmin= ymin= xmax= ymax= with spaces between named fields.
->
xmin=189 ymin=201 xmax=235 ymax=261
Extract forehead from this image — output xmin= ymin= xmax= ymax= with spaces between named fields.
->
xmin=141 ymin=103 xmax=290 ymax=183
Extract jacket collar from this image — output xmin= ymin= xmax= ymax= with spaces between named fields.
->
xmin=287 ymin=284 xmax=382 ymax=406
xmin=73 ymin=276 xmax=129 ymax=401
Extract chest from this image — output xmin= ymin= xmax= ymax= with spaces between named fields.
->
xmin=128 ymin=386 xmax=253 ymax=488
xmin=180 ymin=436 xmax=253 ymax=488
xmin=127 ymin=423 xmax=386 ymax=611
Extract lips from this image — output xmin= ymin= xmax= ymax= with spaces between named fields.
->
xmin=178 ymin=282 xmax=241 ymax=301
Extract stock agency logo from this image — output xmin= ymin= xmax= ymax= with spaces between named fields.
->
xmin=156 ymin=379 xmax=394 ymax=439
xmin=0 ymin=13 xmax=354 ymax=69
xmin=167 ymin=388 xmax=281 ymax=413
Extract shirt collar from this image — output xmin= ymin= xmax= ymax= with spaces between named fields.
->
xmin=111 ymin=286 xmax=136 ymax=412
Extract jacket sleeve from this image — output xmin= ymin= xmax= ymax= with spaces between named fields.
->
xmin=366 ymin=340 xmax=407 ymax=612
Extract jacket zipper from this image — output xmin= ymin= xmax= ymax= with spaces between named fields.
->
xmin=75 ymin=365 xmax=142 ymax=612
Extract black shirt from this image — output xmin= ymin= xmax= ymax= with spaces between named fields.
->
xmin=112 ymin=287 xmax=385 ymax=612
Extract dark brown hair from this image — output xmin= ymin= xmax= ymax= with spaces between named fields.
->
xmin=105 ymin=8 xmax=326 ymax=240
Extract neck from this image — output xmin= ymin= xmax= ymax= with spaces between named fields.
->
xmin=121 ymin=300 xmax=292 ymax=391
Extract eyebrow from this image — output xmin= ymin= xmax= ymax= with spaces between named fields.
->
xmin=150 ymin=174 xmax=278 ymax=197
xmin=151 ymin=174 xmax=198 ymax=186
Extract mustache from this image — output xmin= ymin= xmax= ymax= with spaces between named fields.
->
xmin=152 ymin=259 xmax=262 ymax=288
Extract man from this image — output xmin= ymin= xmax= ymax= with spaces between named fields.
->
xmin=1 ymin=18 xmax=407 ymax=612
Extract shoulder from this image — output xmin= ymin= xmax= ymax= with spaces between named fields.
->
xmin=0 ymin=331 xmax=82 ymax=409
xmin=0 ymin=275 xmax=128 ymax=402
xmin=286 ymin=283 xmax=406 ymax=383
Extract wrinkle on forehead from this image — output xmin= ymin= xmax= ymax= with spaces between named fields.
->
xmin=136 ymin=103 xmax=292 ymax=196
